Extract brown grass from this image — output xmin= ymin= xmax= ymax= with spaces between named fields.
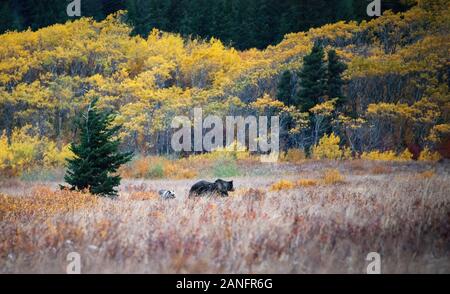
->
xmin=0 ymin=161 xmax=449 ymax=274
xmin=128 ymin=191 xmax=159 ymax=201
xmin=371 ymin=164 xmax=393 ymax=175
xmin=239 ymin=188 xmax=266 ymax=201
xmin=0 ymin=186 xmax=98 ymax=221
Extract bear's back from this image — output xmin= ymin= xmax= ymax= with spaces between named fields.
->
xmin=189 ymin=180 xmax=215 ymax=195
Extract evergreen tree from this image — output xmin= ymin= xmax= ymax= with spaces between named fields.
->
xmin=210 ymin=0 xmax=228 ymax=42
xmin=233 ymin=0 xmax=254 ymax=49
xmin=251 ymin=0 xmax=275 ymax=49
xmin=125 ymin=0 xmax=155 ymax=37
xmin=276 ymin=69 xmax=297 ymax=149
xmin=326 ymin=49 xmax=347 ymax=105
xmin=84 ymin=0 xmax=105 ymax=21
xmin=297 ymin=43 xmax=327 ymax=112
xmin=19 ymin=0 xmax=66 ymax=30
xmin=64 ymin=98 xmax=133 ymax=198
xmin=102 ymin=0 xmax=126 ymax=18
xmin=0 ymin=1 xmax=21 ymax=33
xmin=333 ymin=0 xmax=355 ymax=21
xmin=276 ymin=70 xmax=295 ymax=106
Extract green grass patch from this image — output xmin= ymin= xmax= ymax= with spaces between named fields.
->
xmin=212 ymin=159 xmax=240 ymax=178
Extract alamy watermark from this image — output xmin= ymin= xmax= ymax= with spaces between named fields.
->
xmin=67 ymin=0 xmax=81 ymax=17
xmin=367 ymin=0 xmax=382 ymax=17
xmin=171 ymin=108 xmax=280 ymax=162
xmin=366 ymin=252 xmax=381 ymax=274
xmin=67 ymin=1 xmax=382 ymax=18
xmin=66 ymin=251 xmax=81 ymax=274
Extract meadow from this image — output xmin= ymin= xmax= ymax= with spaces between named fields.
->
xmin=0 ymin=0 xmax=448 ymax=276
xmin=1 ymin=158 xmax=449 ymax=274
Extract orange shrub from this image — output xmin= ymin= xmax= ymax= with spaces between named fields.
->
xmin=163 ymin=161 xmax=198 ymax=179
xmin=121 ymin=156 xmax=199 ymax=179
xmin=129 ymin=191 xmax=159 ymax=201
xmin=124 ymin=157 xmax=152 ymax=178
xmin=282 ymin=149 xmax=306 ymax=163
xmin=270 ymin=180 xmax=295 ymax=191
xmin=417 ymin=170 xmax=435 ymax=179
xmin=296 ymin=179 xmax=318 ymax=187
xmin=322 ymin=169 xmax=345 ymax=185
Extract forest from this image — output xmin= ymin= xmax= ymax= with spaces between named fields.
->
xmin=0 ymin=0 xmax=449 ymax=176
xmin=1 ymin=0 xmax=414 ymax=49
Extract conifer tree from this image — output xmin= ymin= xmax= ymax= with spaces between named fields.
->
xmin=64 ymin=98 xmax=133 ymax=198
xmin=326 ymin=49 xmax=347 ymax=106
xmin=84 ymin=0 xmax=105 ymax=21
xmin=297 ymin=43 xmax=327 ymax=112
xmin=276 ymin=70 xmax=294 ymax=106
xmin=0 ymin=1 xmax=20 ymax=33
xmin=333 ymin=0 xmax=355 ymax=21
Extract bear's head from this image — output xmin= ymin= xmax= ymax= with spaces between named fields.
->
xmin=215 ymin=179 xmax=234 ymax=195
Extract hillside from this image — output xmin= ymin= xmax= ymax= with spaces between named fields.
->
xmin=0 ymin=0 xmax=449 ymax=175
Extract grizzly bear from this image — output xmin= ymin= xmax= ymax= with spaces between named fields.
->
xmin=189 ymin=179 xmax=234 ymax=197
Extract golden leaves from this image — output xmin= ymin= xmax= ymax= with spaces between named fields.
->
xmin=418 ymin=147 xmax=441 ymax=162
xmin=0 ymin=126 xmax=72 ymax=176
xmin=250 ymin=94 xmax=285 ymax=112
xmin=427 ymin=124 xmax=450 ymax=143
xmin=0 ymin=3 xmax=448 ymax=159
xmin=310 ymin=98 xmax=337 ymax=115
xmin=311 ymin=133 xmax=346 ymax=160
xmin=361 ymin=149 xmax=413 ymax=161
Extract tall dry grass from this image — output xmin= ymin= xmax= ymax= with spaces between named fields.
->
xmin=0 ymin=161 xmax=449 ymax=274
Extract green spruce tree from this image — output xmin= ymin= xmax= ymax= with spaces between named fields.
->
xmin=297 ymin=43 xmax=327 ymax=112
xmin=333 ymin=0 xmax=355 ymax=21
xmin=276 ymin=70 xmax=295 ymax=106
xmin=64 ymin=98 xmax=133 ymax=198
xmin=326 ymin=49 xmax=347 ymax=106
xmin=84 ymin=0 xmax=105 ymax=21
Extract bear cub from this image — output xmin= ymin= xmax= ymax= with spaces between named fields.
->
xmin=189 ymin=179 xmax=234 ymax=197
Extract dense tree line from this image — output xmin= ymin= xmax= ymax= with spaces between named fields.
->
xmin=0 ymin=0 xmax=448 ymax=176
xmin=0 ymin=0 xmax=413 ymax=49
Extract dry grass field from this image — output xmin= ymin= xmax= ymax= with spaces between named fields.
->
xmin=1 ymin=160 xmax=449 ymax=274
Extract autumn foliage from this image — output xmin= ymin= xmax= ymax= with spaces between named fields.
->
xmin=0 ymin=2 xmax=447 ymax=171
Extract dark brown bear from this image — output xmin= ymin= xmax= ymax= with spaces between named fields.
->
xmin=189 ymin=179 xmax=234 ymax=197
